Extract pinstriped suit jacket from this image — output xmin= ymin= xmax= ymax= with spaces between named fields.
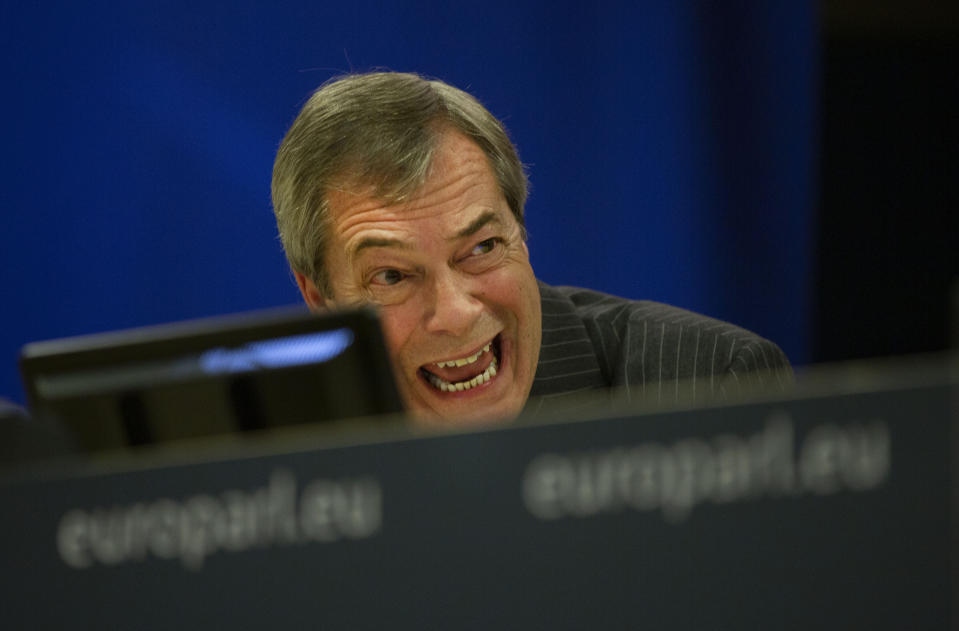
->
xmin=525 ymin=283 xmax=792 ymax=414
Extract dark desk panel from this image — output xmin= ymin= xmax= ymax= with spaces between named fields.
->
xmin=1 ymin=368 xmax=956 ymax=629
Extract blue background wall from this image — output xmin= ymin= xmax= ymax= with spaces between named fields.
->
xmin=1 ymin=2 xmax=816 ymax=403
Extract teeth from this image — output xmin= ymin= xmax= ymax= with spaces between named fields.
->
xmin=434 ymin=343 xmax=491 ymax=368
xmin=426 ymin=355 xmax=498 ymax=393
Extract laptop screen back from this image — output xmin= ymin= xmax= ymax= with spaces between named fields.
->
xmin=19 ymin=307 xmax=404 ymax=453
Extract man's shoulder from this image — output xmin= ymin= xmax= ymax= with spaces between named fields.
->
xmin=537 ymin=281 xmax=792 ymax=399
xmin=540 ymin=282 xmax=742 ymax=333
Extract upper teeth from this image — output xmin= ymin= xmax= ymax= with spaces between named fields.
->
xmin=433 ymin=343 xmax=491 ymax=368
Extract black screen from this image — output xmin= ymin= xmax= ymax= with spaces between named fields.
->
xmin=19 ymin=307 xmax=404 ymax=452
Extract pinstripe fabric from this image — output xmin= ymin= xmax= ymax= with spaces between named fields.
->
xmin=526 ymin=283 xmax=792 ymax=413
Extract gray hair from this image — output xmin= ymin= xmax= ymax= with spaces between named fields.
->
xmin=271 ymin=71 xmax=528 ymax=295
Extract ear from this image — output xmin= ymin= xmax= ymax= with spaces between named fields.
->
xmin=293 ymin=271 xmax=327 ymax=312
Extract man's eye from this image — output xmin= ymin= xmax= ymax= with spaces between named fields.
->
xmin=471 ymin=238 xmax=501 ymax=256
xmin=371 ymin=269 xmax=405 ymax=286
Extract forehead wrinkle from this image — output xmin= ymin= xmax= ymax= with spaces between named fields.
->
xmin=333 ymin=133 xmax=490 ymax=217
xmin=334 ymin=162 xmax=499 ymax=242
xmin=399 ymin=161 xmax=490 ymax=219
xmin=351 ymin=235 xmax=414 ymax=258
xmin=329 ymin=131 xmax=509 ymax=274
xmin=343 ymin=224 xmax=417 ymax=274
xmin=398 ymin=131 xmax=494 ymax=214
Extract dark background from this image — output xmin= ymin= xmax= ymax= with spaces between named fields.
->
xmin=815 ymin=1 xmax=958 ymax=362
xmin=1 ymin=2 xmax=956 ymax=404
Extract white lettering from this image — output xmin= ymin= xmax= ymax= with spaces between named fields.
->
xmin=522 ymin=415 xmax=892 ymax=523
xmin=522 ymin=454 xmax=573 ymax=520
xmin=56 ymin=469 xmax=383 ymax=571
xmin=56 ymin=510 xmax=91 ymax=569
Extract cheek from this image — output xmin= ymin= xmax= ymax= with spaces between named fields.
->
xmin=484 ymin=265 xmax=537 ymax=314
xmin=378 ymin=305 xmax=421 ymax=364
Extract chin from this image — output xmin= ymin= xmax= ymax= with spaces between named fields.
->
xmin=409 ymin=400 xmax=523 ymax=428
xmin=407 ymin=402 xmax=521 ymax=429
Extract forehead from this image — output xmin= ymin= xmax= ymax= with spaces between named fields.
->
xmin=326 ymin=131 xmax=507 ymax=241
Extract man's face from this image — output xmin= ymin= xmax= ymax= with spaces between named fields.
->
xmin=295 ymin=131 xmax=542 ymax=426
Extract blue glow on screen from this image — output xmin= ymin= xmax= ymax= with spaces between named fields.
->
xmin=198 ymin=328 xmax=355 ymax=375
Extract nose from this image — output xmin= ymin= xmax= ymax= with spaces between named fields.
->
xmin=423 ymin=269 xmax=483 ymax=336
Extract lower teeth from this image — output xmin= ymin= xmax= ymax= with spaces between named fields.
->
xmin=427 ymin=355 xmax=498 ymax=392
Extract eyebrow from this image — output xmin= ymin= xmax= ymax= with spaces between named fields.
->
xmin=349 ymin=211 xmax=503 ymax=260
xmin=450 ymin=211 xmax=502 ymax=241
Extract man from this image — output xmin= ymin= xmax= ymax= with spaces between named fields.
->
xmin=272 ymin=72 xmax=790 ymax=426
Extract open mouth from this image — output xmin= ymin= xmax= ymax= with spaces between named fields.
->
xmin=419 ymin=335 xmax=502 ymax=393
